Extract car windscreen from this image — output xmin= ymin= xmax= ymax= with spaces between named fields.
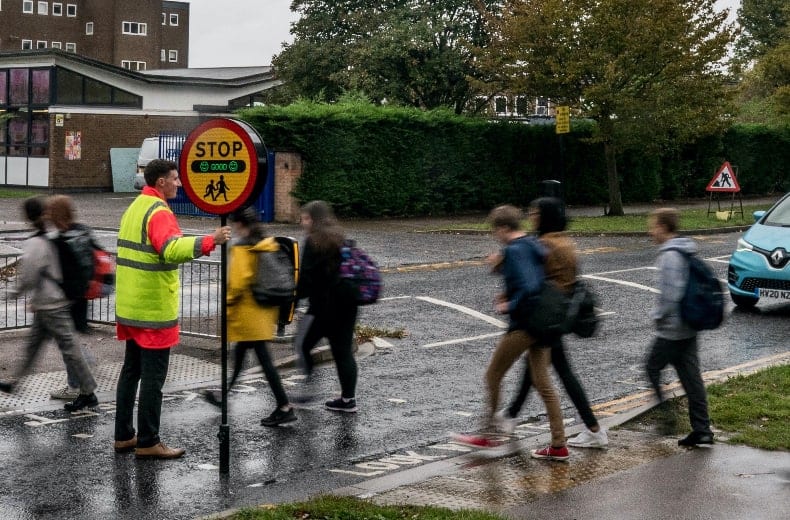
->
xmin=763 ymin=195 xmax=790 ymax=227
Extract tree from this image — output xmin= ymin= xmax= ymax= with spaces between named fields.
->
xmin=478 ymin=0 xmax=735 ymax=215
xmin=736 ymin=0 xmax=788 ymax=61
xmin=270 ymin=0 xmax=498 ymax=113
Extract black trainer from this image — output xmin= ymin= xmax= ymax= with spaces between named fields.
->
xmin=64 ymin=393 xmax=99 ymax=412
xmin=0 ymin=381 xmax=14 ymax=394
xmin=678 ymin=431 xmax=714 ymax=447
xmin=202 ymin=390 xmax=223 ymax=408
xmin=260 ymin=407 xmax=297 ymax=427
xmin=325 ymin=397 xmax=357 ymax=413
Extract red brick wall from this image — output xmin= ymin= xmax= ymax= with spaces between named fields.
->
xmin=273 ymin=151 xmax=303 ymax=223
xmin=48 ymin=112 xmax=200 ymax=190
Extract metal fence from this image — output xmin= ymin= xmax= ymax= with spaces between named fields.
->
xmin=0 ymin=252 xmax=222 ymax=338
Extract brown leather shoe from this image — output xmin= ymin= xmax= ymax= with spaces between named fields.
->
xmin=114 ymin=436 xmax=137 ymax=454
xmin=135 ymin=442 xmax=186 ymax=460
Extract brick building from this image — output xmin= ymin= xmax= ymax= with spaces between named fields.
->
xmin=0 ymin=0 xmax=189 ymax=71
xmin=0 ymin=50 xmax=280 ymax=192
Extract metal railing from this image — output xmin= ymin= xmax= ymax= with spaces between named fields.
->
xmin=1 ymin=253 xmax=222 ymax=338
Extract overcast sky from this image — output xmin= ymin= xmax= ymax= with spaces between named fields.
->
xmin=187 ymin=0 xmax=742 ymax=69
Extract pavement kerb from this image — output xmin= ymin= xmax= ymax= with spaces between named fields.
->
xmin=418 ymin=225 xmax=753 ymax=237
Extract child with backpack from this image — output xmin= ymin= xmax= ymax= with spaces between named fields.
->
xmin=646 ymin=208 xmax=714 ymax=447
xmin=204 ymin=206 xmax=297 ymax=427
xmin=296 ymin=201 xmax=360 ymax=413
xmin=0 ymin=197 xmax=98 ymax=411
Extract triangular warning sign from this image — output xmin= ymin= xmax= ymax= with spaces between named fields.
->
xmin=706 ymin=161 xmax=740 ymax=192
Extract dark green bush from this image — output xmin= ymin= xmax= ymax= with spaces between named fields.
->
xmin=239 ymin=102 xmax=789 ymax=217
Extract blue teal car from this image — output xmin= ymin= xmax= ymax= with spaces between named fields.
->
xmin=727 ymin=192 xmax=790 ymax=307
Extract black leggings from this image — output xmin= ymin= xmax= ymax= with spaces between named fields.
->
xmin=508 ymin=343 xmax=599 ymax=430
xmin=301 ymin=307 xmax=358 ymax=399
xmin=230 ymin=341 xmax=288 ymax=408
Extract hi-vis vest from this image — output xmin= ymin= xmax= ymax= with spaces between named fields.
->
xmin=115 ymin=194 xmax=202 ymax=329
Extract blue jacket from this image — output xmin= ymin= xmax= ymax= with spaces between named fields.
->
xmin=500 ymin=235 xmax=545 ymax=328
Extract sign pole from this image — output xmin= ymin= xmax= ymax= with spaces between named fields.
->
xmin=219 ymin=214 xmax=229 ymax=475
xmin=178 ymin=117 xmax=268 ymax=477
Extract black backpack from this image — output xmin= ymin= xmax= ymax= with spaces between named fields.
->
xmin=49 ymin=229 xmax=95 ymax=301
xmin=564 ymin=280 xmax=599 ymax=338
xmin=251 ymin=237 xmax=297 ymax=307
xmin=666 ymin=248 xmax=725 ymax=331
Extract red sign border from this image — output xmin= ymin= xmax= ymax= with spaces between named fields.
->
xmin=705 ymin=161 xmax=740 ymax=193
xmin=179 ymin=118 xmax=259 ymax=215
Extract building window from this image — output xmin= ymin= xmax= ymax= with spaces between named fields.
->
xmin=23 ymin=1 xmax=34 ymax=14
xmin=65 ymin=42 xmax=76 ymax=53
xmin=162 ymin=12 xmax=166 ymax=25
xmin=122 ymin=22 xmax=148 ymax=35
xmin=169 ymin=13 xmax=178 ymax=26
xmin=36 ymin=40 xmax=47 ymax=49
xmin=37 ymin=1 xmax=47 ymax=14
xmin=66 ymin=3 xmax=75 ymax=16
xmin=494 ymin=96 xmax=507 ymax=115
xmin=121 ymin=60 xmax=146 ymax=71
xmin=85 ymin=22 xmax=93 ymax=35
xmin=52 ymin=2 xmax=61 ymax=15
xmin=516 ymin=96 xmax=528 ymax=116
xmin=22 ymin=39 xmax=33 ymax=50
xmin=161 ymin=49 xmax=166 ymax=61
xmin=168 ymin=50 xmax=178 ymax=63
xmin=51 ymin=41 xmax=61 ymax=49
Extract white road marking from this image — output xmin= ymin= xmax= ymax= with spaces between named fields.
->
xmin=582 ymin=274 xmax=660 ymax=294
xmin=388 ymin=398 xmax=407 ymax=404
xmin=415 ymin=296 xmax=508 ymax=328
xmin=422 ymin=332 xmax=504 ymax=349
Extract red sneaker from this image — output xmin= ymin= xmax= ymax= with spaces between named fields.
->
xmin=531 ymin=445 xmax=570 ymax=461
xmin=452 ymin=433 xmax=503 ymax=449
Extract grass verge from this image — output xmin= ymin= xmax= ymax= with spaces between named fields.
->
xmin=0 ymin=188 xmax=36 ymax=198
xmin=443 ymin=205 xmax=769 ymax=234
xmin=625 ymin=364 xmax=789 ymax=451
xmin=229 ymin=496 xmax=505 ymax=520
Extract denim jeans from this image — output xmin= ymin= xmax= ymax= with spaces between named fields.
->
xmin=114 ymin=340 xmax=170 ymax=448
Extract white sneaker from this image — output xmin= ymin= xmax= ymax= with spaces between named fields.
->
xmin=494 ymin=409 xmax=519 ymax=434
xmin=568 ymin=427 xmax=609 ymax=448
xmin=50 ymin=385 xmax=80 ymax=400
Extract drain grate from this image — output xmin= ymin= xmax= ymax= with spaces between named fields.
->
xmin=0 ymin=354 xmax=220 ymax=411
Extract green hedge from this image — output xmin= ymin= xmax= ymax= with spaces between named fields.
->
xmin=239 ymin=103 xmax=789 ymax=217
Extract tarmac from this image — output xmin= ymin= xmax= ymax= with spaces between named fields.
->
xmin=0 ymin=192 xmax=788 ymax=519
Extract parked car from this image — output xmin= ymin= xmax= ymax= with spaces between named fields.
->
xmin=134 ymin=136 xmax=185 ymax=190
xmin=727 ymin=192 xmax=790 ymax=307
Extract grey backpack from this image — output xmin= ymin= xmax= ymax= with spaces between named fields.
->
xmin=251 ymin=239 xmax=296 ymax=306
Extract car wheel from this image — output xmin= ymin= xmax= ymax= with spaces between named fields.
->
xmin=731 ymin=293 xmax=758 ymax=308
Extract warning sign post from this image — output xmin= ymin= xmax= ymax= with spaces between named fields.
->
xmin=706 ymin=161 xmax=744 ymax=220
xmin=179 ymin=118 xmax=268 ymax=476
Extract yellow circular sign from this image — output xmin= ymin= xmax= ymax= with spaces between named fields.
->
xmin=179 ymin=119 xmax=261 ymax=215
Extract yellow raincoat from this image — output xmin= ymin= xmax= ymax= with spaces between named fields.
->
xmin=227 ymin=237 xmax=280 ymax=342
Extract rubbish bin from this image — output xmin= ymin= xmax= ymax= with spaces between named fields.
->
xmin=540 ymin=179 xmax=562 ymax=199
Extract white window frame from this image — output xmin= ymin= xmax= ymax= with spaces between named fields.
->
xmin=65 ymin=42 xmax=76 ymax=53
xmin=36 ymin=40 xmax=47 ymax=49
xmin=23 ymin=1 xmax=34 ymax=14
xmin=162 ymin=12 xmax=166 ymax=25
xmin=85 ymin=22 xmax=93 ymax=35
xmin=51 ymin=41 xmax=62 ymax=49
xmin=169 ymin=13 xmax=178 ymax=26
xmin=22 ymin=39 xmax=33 ymax=49
xmin=122 ymin=21 xmax=148 ymax=35
xmin=37 ymin=1 xmax=47 ymax=15
xmin=52 ymin=2 xmax=61 ymax=15
xmin=121 ymin=60 xmax=146 ymax=71
xmin=66 ymin=3 xmax=75 ymax=17
xmin=161 ymin=49 xmax=166 ymax=61
xmin=168 ymin=50 xmax=178 ymax=63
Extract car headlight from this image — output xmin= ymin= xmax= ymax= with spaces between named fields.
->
xmin=736 ymin=238 xmax=754 ymax=252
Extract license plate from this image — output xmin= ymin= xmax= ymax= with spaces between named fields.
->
xmin=756 ymin=288 xmax=790 ymax=303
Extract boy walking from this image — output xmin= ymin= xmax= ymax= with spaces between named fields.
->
xmin=646 ymin=208 xmax=714 ymax=447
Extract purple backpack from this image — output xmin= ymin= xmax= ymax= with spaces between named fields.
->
xmin=339 ymin=239 xmax=382 ymax=305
